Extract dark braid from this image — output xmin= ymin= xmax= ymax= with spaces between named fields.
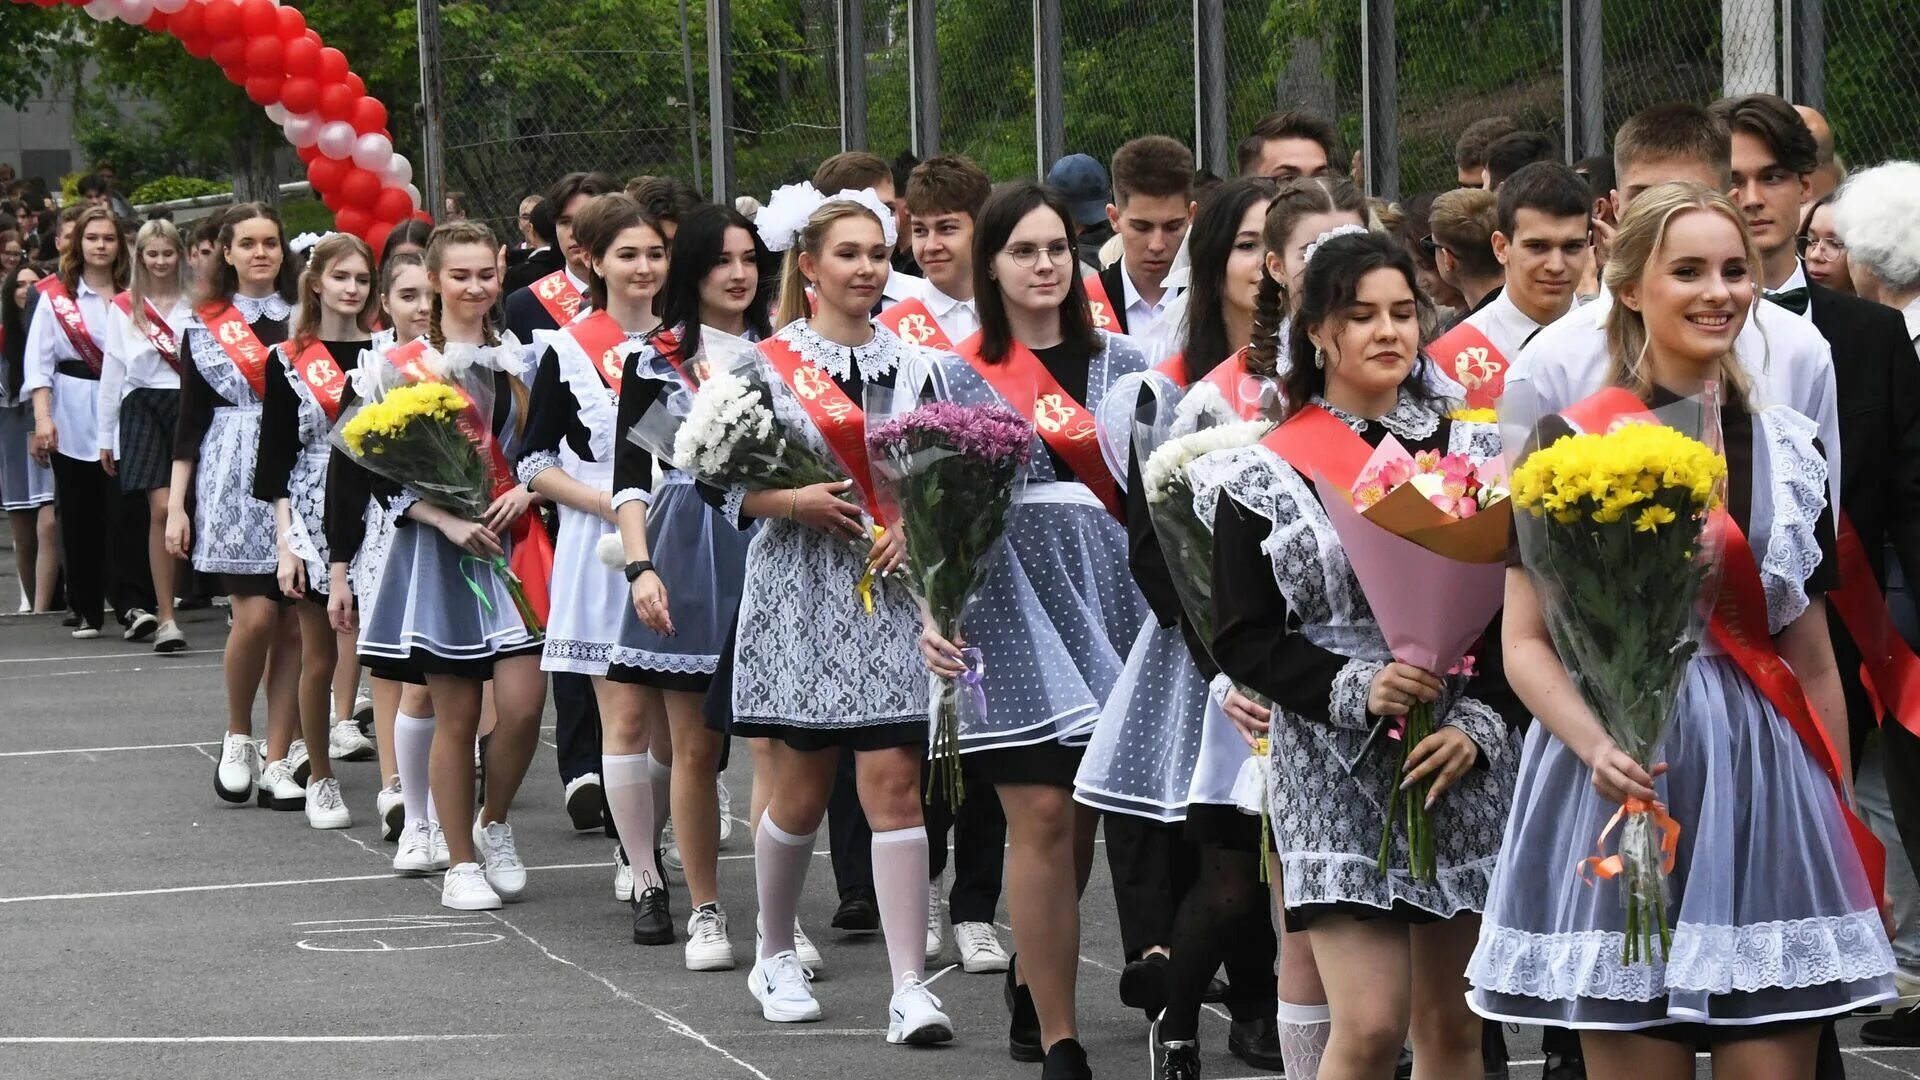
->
xmin=1245 ymin=271 xmax=1286 ymax=377
xmin=426 ymin=292 xmax=445 ymax=352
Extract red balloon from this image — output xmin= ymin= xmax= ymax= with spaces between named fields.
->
xmin=144 ymin=9 xmax=170 ymax=33
xmin=211 ymin=34 xmax=248 ymax=68
xmin=318 ymin=186 xmax=344 ymax=212
xmin=276 ymin=5 xmax=306 ymax=41
xmin=280 ymin=77 xmax=319 ymax=115
xmin=243 ymin=35 xmax=282 ymax=76
xmin=339 ymin=167 xmax=382 ymax=210
xmin=179 ymin=33 xmax=214 ymax=59
xmin=350 ymin=97 xmax=388 ymax=135
xmin=305 ymin=155 xmax=349 ymax=193
xmin=366 ymin=222 xmax=394 ymax=257
xmin=303 ymin=28 xmax=320 ymax=44
xmin=374 ymin=186 xmax=414 ymax=224
xmin=316 ymin=47 xmax=349 ymax=85
xmin=318 ymin=82 xmax=358 ymax=123
xmin=168 ymin=0 xmax=204 ymax=37
xmin=296 ymin=144 xmax=321 ymax=166
xmin=344 ymin=73 xmax=366 ymax=98
xmin=245 ymin=75 xmax=283 ymax=106
xmin=334 ymin=207 xmax=372 ymax=239
xmin=412 ymin=210 xmax=435 ymax=225
xmin=201 ymin=0 xmax=242 ymax=40
xmin=240 ymin=0 xmax=277 ymax=38
xmin=219 ymin=62 xmax=249 ymax=86
xmin=282 ymin=36 xmax=319 ymax=77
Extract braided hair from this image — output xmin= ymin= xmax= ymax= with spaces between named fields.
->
xmin=1245 ymin=176 xmax=1366 ymax=377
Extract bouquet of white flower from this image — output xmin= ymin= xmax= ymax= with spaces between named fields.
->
xmin=626 ymin=365 xmax=849 ymax=494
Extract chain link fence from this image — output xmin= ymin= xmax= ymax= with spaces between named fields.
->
xmin=426 ymin=0 xmax=1920 ymax=216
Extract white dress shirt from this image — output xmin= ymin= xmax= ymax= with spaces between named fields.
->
xmin=1460 ymin=287 xmax=1547 ymax=361
xmin=920 ymin=280 xmax=980 ymax=346
xmin=1901 ymin=296 xmax=1920 ymax=359
xmin=22 ymin=277 xmax=114 ymax=462
xmin=882 ymin=268 xmax=928 ymax=307
xmin=99 ymin=294 xmax=192 ymax=453
xmin=1512 ymin=287 xmax=1842 ymax=512
xmin=1119 ymin=261 xmax=1182 ymax=346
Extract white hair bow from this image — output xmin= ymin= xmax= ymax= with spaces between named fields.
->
xmin=756 ymin=181 xmax=898 ymax=253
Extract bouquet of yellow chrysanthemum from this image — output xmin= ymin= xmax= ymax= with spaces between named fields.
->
xmin=1509 ymin=401 xmax=1727 ymax=964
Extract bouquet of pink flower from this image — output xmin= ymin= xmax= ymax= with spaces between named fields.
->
xmin=1313 ymin=436 xmax=1510 ymax=881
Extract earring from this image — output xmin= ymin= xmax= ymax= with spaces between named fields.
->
xmin=1313 ymin=345 xmax=1324 ymax=370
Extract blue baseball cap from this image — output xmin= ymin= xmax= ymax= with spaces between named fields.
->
xmin=1047 ymin=153 xmax=1111 ymax=226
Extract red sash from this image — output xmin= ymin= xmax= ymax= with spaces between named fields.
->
xmin=878 ymin=297 xmax=954 ymax=351
xmin=1153 ymin=352 xmax=1186 ymax=381
xmin=565 ymin=310 xmax=630 ymax=396
xmin=385 ymin=338 xmax=554 ymax=622
xmin=758 ymin=336 xmax=885 ymax=522
xmin=1832 ymin=519 xmax=1920 ymax=742
xmin=531 ymin=271 xmax=585 ymax=326
xmin=1562 ymin=387 xmax=1886 ymax=896
xmin=649 ymin=328 xmax=696 ymax=387
xmin=1082 ymin=273 xmax=1121 ymax=333
xmin=111 ymin=293 xmax=179 ymax=373
xmin=1258 ymin=404 xmax=1374 ymax=492
xmin=286 ymin=339 xmax=351 ymax=423
xmin=198 ymin=300 xmax=275 ymax=399
xmin=956 ymin=332 xmax=1124 ymax=520
xmin=1429 ymin=320 xmax=1508 ymax=409
xmin=35 ymin=277 xmax=106 ymax=375
xmin=1203 ymin=349 xmax=1267 ymax=422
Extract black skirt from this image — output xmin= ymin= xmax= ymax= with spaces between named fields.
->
xmin=117 ymin=387 xmax=178 ymax=493
xmin=1184 ymin=803 xmax=1269 ymax=852
xmin=964 ymin=740 xmax=1085 ymax=789
xmin=606 ymin=662 xmax=711 ymax=693
xmin=730 ymin=718 xmax=926 ymax=753
xmin=219 ymin=573 xmax=288 ymax=601
xmin=358 ymin=641 xmax=545 ymax=680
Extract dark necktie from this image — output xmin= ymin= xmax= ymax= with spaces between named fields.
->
xmin=1767 ymin=287 xmax=1810 ymax=315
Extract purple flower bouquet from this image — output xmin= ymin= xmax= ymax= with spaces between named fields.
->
xmin=868 ymin=400 xmax=1033 ymax=802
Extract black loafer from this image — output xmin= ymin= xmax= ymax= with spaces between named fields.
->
xmin=1228 ymin=1016 xmax=1286 ymax=1072
xmin=1041 ymin=1037 xmax=1092 ymax=1079
xmin=831 ymin=891 xmax=880 ymax=933
xmin=1005 ymin=960 xmax=1042 ymax=1062
xmin=632 ymin=885 xmax=674 ymax=945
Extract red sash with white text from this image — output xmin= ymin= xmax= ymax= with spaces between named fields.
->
xmin=1429 ymin=320 xmax=1508 ymax=408
xmin=956 ymin=332 xmax=1124 ymax=521
xmin=531 ymin=271 xmax=585 ymax=326
xmin=758 ymin=336 xmax=885 ymax=522
xmin=1562 ymin=387 xmax=1886 ymax=896
xmin=1258 ymin=404 xmax=1373 ymax=493
xmin=198 ymin=301 xmax=275 ymax=399
xmin=566 ymin=311 xmax=630 ymax=396
xmin=112 ymin=292 xmax=179 ymax=373
xmin=286 ymin=339 xmax=350 ymax=423
xmin=1082 ymin=273 xmax=1121 ymax=333
xmin=878 ymin=297 xmax=954 ymax=351
xmin=36 ymin=277 xmax=106 ymax=375
xmin=1160 ymin=349 xmax=1268 ymax=422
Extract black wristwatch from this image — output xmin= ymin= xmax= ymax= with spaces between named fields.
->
xmin=623 ymin=560 xmax=656 ymax=582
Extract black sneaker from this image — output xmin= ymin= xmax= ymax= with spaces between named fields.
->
xmin=122 ymin=608 xmax=158 ymax=643
xmin=1005 ymin=959 xmax=1042 ymax=1062
xmin=1863 ymin=1002 xmax=1920 ymax=1046
xmin=1118 ymin=953 xmax=1170 ymax=1018
xmin=632 ymin=885 xmax=674 ymax=945
xmin=1228 ymin=1015 xmax=1286 ymax=1071
xmin=831 ymin=890 xmax=879 ymax=933
xmin=1041 ymin=1037 xmax=1092 ymax=1080
xmin=1153 ymin=1038 xmax=1200 ymax=1080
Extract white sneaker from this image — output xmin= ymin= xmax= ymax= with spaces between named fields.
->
xmin=925 ymin=889 xmax=945 ymax=961
xmin=756 ymin=915 xmax=823 ymax=976
xmin=71 ymin=625 xmax=100 ymax=640
xmin=564 ymin=772 xmax=604 ymax=832
xmin=955 ymin=921 xmax=1010 ymax=973
xmin=613 ymin=844 xmax=634 ymax=902
xmin=662 ymin=817 xmax=684 ymax=874
xmin=473 ymin=818 xmax=526 ymax=900
xmin=214 ymin=732 xmax=260 ymax=803
xmin=328 ymin=720 xmax=375 ymax=761
xmin=287 ymin=739 xmax=311 ymax=787
xmin=304 ymin=776 xmax=352 ymax=829
xmin=256 ymin=758 xmax=305 ymax=810
xmin=152 ymin=619 xmax=187 ymax=653
xmin=427 ymin=820 xmax=451 ymax=870
xmin=748 ymin=951 xmax=821 ymax=1022
xmin=716 ymin=777 xmax=734 ymax=846
xmin=442 ymin=862 xmax=502 ymax=911
xmin=393 ymin=820 xmax=435 ymax=875
xmin=886 ymin=972 xmax=955 ymax=1045
xmin=122 ymin=608 xmax=158 ymax=642
xmin=376 ymin=779 xmax=404 ymax=842
xmin=685 ymin=904 xmax=735 ymax=971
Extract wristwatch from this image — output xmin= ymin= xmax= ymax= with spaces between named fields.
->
xmin=623 ymin=559 xmax=656 ymax=582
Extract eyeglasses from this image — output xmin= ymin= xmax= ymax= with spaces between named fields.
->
xmin=1418 ymin=234 xmax=1452 ymax=259
xmin=1001 ymin=240 xmax=1075 ymax=269
xmin=1797 ymin=234 xmax=1846 ymax=258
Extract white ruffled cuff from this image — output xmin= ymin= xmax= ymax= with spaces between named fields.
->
xmin=385 ymin=489 xmax=421 ymax=526
xmin=516 ymin=450 xmax=559 ymax=487
xmin=610 ymin=486 xmax=651 ymax=511
xmin=722 ymin=485 xmax=747 ymax=529
xmin=1329 ymin=657 xmax=1385 ymax=732
xmin=1442 ymin=695 xmax=1512 ymax=773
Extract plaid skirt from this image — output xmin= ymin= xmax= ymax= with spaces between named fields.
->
xmin=118 ymin=387 xmax=178 ymax=493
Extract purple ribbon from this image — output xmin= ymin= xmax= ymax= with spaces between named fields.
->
xmin=958 ymin=646 xmax=988 ymax=722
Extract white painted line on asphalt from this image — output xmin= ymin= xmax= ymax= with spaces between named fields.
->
xmin=1849 ymin=1050 xmax=1920 ymax=1078
xmin=0 ymin=739 xmax=220 ymax=758
xmin=0 ymin=861 xmax=621 ymax=904
xmin=0 ymin=651 xmax=183 ymax=664
xmin=481 ymin=908 xmax=774 ymax=1080
xmin=0 ymin=662 xmax=222 ymax=682
xmin=0 ymin=1035 xmax=517 ymax=1045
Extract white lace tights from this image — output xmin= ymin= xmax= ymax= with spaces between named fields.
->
xmin=1276 ymin=998 xmax=1330 ymax=1080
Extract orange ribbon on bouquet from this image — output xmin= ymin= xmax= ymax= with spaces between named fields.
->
xmin=1577 ymin=797 xmax=1681 ymax=885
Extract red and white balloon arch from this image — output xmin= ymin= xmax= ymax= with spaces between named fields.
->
xmin=11 ymin=0 xmax=427 ymax=253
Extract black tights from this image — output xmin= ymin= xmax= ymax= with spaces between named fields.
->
xmin=1159 ymin=840 xmax=1278 ymax=1042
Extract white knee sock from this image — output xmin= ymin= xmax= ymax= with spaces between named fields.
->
xmin=872 ymin=825 xmax=931 ymax=990
xmin=755 ymin=811 xmax=816 ymax=962
xmin=604 ymin=753 xmax=662 ymax=886
xmin=1276 ymin=999 xmax=1330 ymax=1080
xmin=646 ymin=750 xmax=672 ymax=846
xmin=394 ymin=711 xmax=435 ymax=825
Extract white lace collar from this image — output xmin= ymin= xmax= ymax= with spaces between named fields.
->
xmin=775 ymin=318 xmax=909 ymax=381
xmin=1312 ymin=389 xmax=1439 ymax=441
xmin=230 ymin=292 xmax=292 ymax=322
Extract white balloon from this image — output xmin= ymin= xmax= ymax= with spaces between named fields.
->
xmin=153 ymin=0 xmax=188 ymax=11
xmin=283 ymin=114 xmax=321 ymax=149
xmin=316 ymin=121 xmax=358 ymax=161
xmin=351 ymin=133 xmax=393 ymax=173
xmin=405 ymin=183 xmax=422 ymax=211
xmin=121 ymin=0 xmax=153 ymax=21
xmin=83 ymin=1 xmax=117 ymax=22
xmin=383 ymin=153 xmax=414 ymax=188
xmin=264 ymin=103 xmax=289 ymax=125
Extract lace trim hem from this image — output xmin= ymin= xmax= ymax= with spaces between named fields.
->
xmin=1283 ymin=850 xmax=1493 ymax=916
xmin=609 ymin=647 xmax=720 ymax=675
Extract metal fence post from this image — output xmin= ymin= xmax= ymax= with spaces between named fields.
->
xmin=676 ymin=0 xmax=705 ymax=195
xmin=1723 ymin=0 xmax=1778 ymax=96
xmin=1782 ymin=0 xmax=1826 ymax=110
xmin=707 ymin=0 xmax=736 ymax=202
xmin=1360 ymin=0 xmax=1398 ymax=201
xmin=1193 ymin=0 xmax=1228 ymax=176
xmin=1033 ymin=0 xmax=1065 ymax=178
xmin=415 ymin=0 xmax=447 ymax=218
xmin=907 ymin=0 xmax=940 ymax=157
xmin=837 ymin=0 xmax=868 ymax=151
xmin=1562 ymin=0 xmax=1604 ymax=161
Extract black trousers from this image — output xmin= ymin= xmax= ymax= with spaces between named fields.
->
xmin=828 ymin=747 xmax=873 ymax=899
xmin=552 ymin=671 xmax=602 ymax=785
xmin=1103 ymin=813 xmax=1198 ymax=960
xmin=51 ymin=453 xmax=148 ymax=627
xmin=922 ymin=754 xmax=1007 ymax=924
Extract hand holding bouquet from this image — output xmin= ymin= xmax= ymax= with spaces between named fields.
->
xmin=868 ymin=400 xmax=1032 ymax=802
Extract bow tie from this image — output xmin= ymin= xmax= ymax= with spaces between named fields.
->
xmin=1766 ymin=287 xmax=1810 ymax=315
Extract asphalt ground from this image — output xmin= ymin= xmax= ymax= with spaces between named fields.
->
xmin=3 ymin=536 xmax=1920 ymax=1080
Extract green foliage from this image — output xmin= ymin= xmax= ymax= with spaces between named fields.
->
xmin=278 ymin=197 xmax=337 ymax=238
xmin=59 ymin=173 xmax=83 ymax=202
xmin=129 ymin=176 xmax=231 ymax=205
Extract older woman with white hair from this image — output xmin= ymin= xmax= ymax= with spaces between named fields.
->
xmin=1833 ymin=160 xmax=1920 ymax=352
